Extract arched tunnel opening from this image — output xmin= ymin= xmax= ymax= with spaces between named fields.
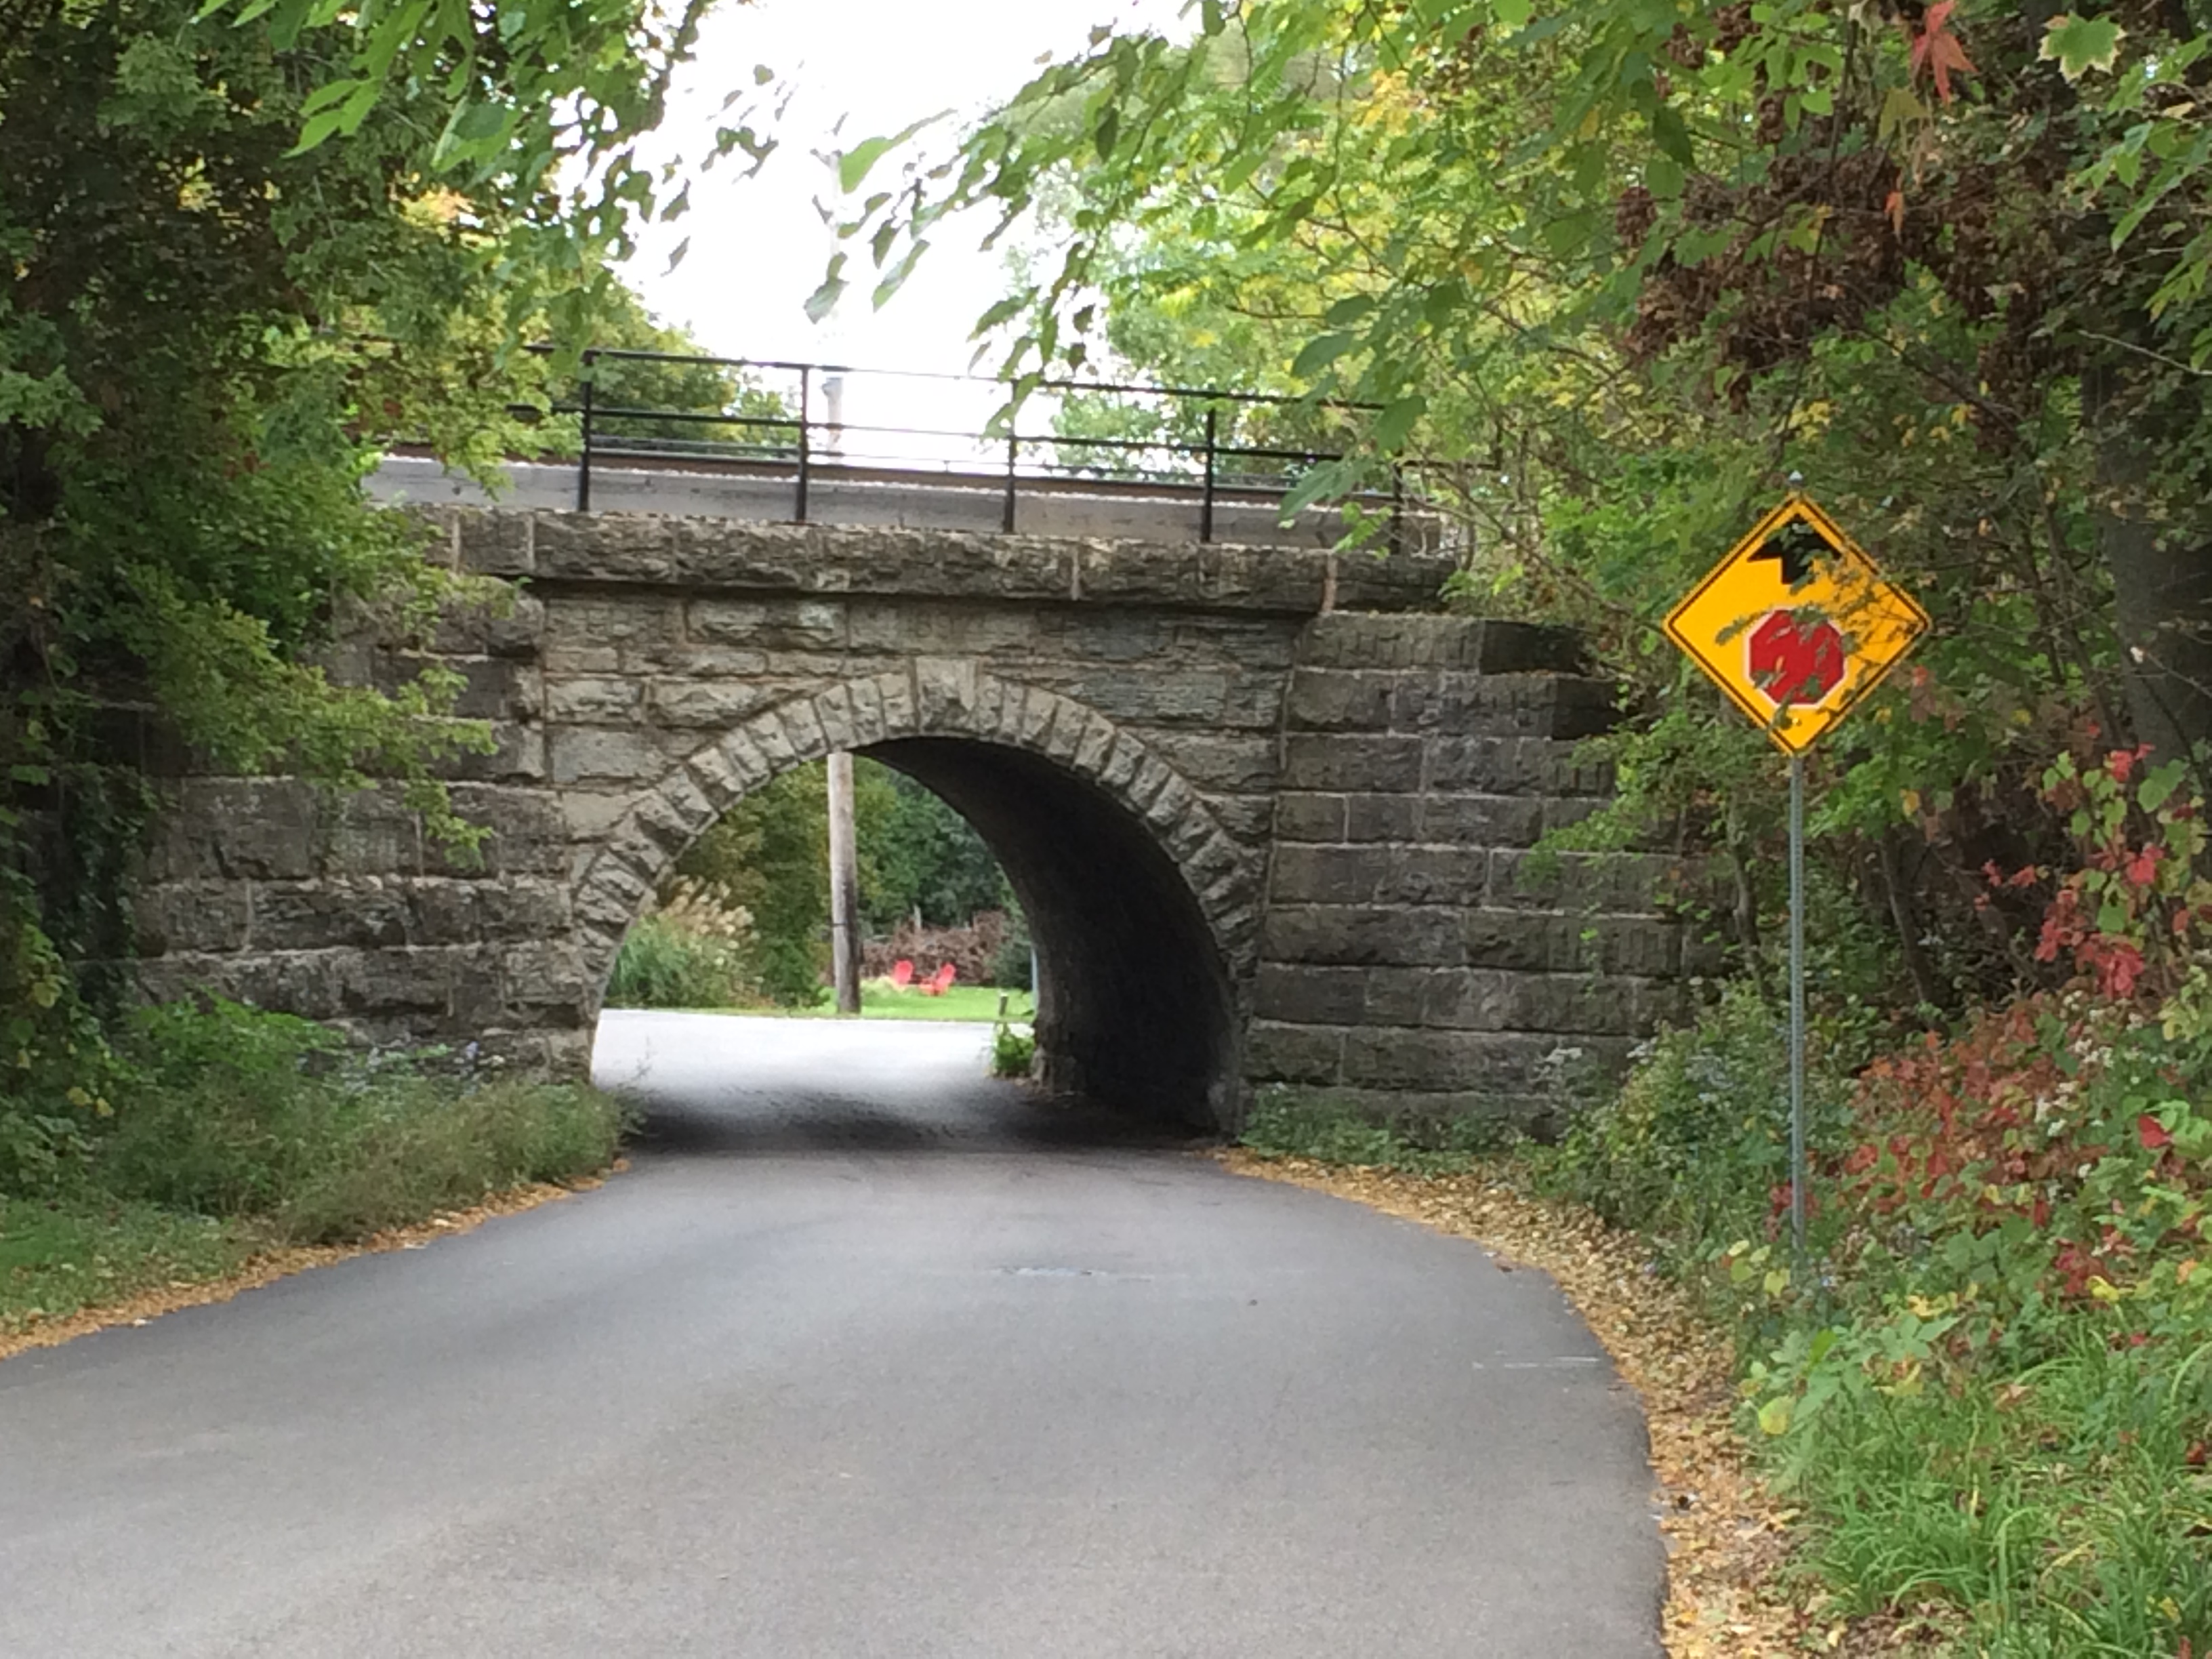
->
xmin=589 ymin=737 xmax=1240 ymax=1136
xmin=864 ymin=737 xmax=1239 ymax=1131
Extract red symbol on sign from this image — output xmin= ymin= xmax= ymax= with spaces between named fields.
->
xmin=1748 ymin=611 xmax=1845 ymax=706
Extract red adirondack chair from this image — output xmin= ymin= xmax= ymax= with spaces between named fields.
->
xmin=922 ymin=962 xmax=957 ymax=996
xmin=889 ymin=960 xmax=914 ymax=987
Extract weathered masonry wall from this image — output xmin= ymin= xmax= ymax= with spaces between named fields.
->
xmin=131 ymin=508 xmax=1683 ymax=1130
xmin=1248 ymin=615 xmax=1685 ymax=1132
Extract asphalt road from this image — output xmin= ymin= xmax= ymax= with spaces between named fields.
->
xmin=0 ymin=1013 xmax=1664 ymax=1657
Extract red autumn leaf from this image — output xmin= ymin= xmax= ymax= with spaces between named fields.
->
xmin=1910 ymin=0 xmax=1978 ymax=104
xmin=2139 ymin=1113 xmax=2173 ymax=1152
xmin=2100 ymin=941 xmax=2145 ymax=998
xmin=2125 ymin=845 xmax=2162 ymax=888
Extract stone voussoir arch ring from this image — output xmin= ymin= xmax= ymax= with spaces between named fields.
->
xmin=569 ymin=661 xmax=1263 ymax=1006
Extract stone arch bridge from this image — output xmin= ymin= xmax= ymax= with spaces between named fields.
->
xmin=132 ymin=509 xmax=1685 ymax=1131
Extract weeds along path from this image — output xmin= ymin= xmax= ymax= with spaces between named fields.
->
xmin=0 ymin=1177 xmax=610 ymax=1364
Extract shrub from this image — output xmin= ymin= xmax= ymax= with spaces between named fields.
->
xmin=989 ymin=1021 xmax=1036 ymax=1078
xmin=88 ymin=998 xmax=628 ymax=1244
xmin=605 ymin=912 xmax=745 ymax=1009
xmin=1240 ymin=1087 xmax=1510 ymax=1174
xmin=861 ymin=910 xmax=1010 ymax=987
xmin=263 ymin=1076 xmax=626 ymax=1244
xmin=96 ymin=1000 xmax=347 ymax=1214
xmin=1534 ymin=981 xmax=1853 ymax=1254
xmin=989 ymin=901 xmax=1033 ymax=990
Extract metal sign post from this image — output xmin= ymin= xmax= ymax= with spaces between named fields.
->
xmin=1788 ymin=752 xmax=1807 ymax=1261
xmin=1663 ymin=493 xmax=1929 ymax=1268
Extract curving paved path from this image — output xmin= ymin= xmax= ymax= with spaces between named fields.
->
xmin=0 ymin=1012 xmax=1664 ymax=1657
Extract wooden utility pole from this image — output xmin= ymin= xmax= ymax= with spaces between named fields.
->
xmin=825 ymin=750 xmax=861 ymax=1015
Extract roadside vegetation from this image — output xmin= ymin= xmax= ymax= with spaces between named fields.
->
xmin=605 ymin=758 xmax=1034 ymax=1014
xmin=1245 ymin=746 xmax=2212 ymax=1654
xmin=1 ymin=999 xmax=626 ymax=1340
xmin=0 ymin=0 xmax=752 ymax=1347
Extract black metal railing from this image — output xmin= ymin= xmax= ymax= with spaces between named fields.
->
xmin=511 ymin=346 xmax=1404 ymax=545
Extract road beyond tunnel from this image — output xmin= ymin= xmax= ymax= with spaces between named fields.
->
xmin=0 ymin=1014 xmax=1666 ymax=1658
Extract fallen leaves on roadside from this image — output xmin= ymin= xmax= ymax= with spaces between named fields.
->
xmin=0 ymin=1166 xmax=620 ymax=1364
xmin=1218 ymin=1151 xmax=1904 ymax=1657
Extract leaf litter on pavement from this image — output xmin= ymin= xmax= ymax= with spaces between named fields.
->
xmin=1219 ymin=1151 xmax=1914 ymax=1657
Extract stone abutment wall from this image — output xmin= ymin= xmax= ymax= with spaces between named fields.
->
xmin=131 ymin=509 xmax=1683 ymax=1130
xmin=1248 ymin=615 xmax=1685 ymax=1132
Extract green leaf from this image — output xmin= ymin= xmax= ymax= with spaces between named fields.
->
xmin=970 ymin=293 xmax=1032 ymax=339
xmin=872 ymin=240 xmax=929 ymax=310
xmin=1374 ymin=394 xmax=1426 ymax=451
xmin=1757 ymin=1397 xmax=1793 ymax=1436
xmin=1324 ymin=294 xmax=1376 ymax=327
xmin=1290 ymin=331 xmax=1357 ymax=380
xmin=806 ymin=253 xmax=848 ymax=323
xmin=1494 ymin=0 xmax=1534 ymax=26
xmin=1282 ymin=455 xmax=1361 ymax=518
xmin=291 ymin=105 xmax=349 ymax=155
xmin=1877 ymin=85 xmax=1927 ymax=142
xmin=836 ymin=112 xmax=946 ymax=195
xmin=1644 ymin=153 xmax=1683 ymax=201
xmin=839 ymin=137 xmax=897 ymax=195
xmin=2139 ymin=760 xmax=2186 ymax=814
xmin=1651 ymin=104 xmax=1692 ymax=167
xmin=2041 ymin=14 xmax=2125 ymax=82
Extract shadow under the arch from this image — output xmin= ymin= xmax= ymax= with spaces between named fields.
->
xmin=593 ymin=1010 xmax=1210 ymax=1160
xmin=861 ymin=737 xmax=1244 ymax=1133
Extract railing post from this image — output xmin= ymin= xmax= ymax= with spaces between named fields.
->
xmin=1200 ymin=404 xmax=1218 ymax=544
xmin=576 ymin=348 xmax=596 ymax=513
xmin=795 ymin=365 xmax=812 ymax=524
xmin=1002 ymin=428 xmax=1019 ymax=534
xmin=1390 ymin=461 xmax=1405 ymax=557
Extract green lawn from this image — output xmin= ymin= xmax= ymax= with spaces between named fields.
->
xmin=704 ymin=985 xmax=1034 ymax=1023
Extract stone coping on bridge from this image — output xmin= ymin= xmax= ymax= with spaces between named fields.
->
xmin=371 ymin=453 xmax=1450 ymax=557
xmin=415 ymin=505 xmax=1457 ymax=617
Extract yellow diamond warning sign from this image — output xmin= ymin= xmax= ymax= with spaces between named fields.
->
xmin=1663 ymin=493 xmax=1929 ymax=755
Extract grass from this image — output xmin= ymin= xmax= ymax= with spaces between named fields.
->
xmin=1240 ymin=1086 xmax=1515 ymax=1174
xmin=1 ymin=999 xmax=634 ymax=1347
xmin=92 ymin=1069 xmax=630 ymax=1246
xmin=0 ymin=1195 xmax=254 ymax=1335
xmin=701 ymin=985 xmax=1036 ymax=1024
xmin=1789 ymin=1329 xmax=2212 ymax=1654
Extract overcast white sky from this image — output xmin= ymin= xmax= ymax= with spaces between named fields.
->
xmin=619 ymin=0 xmax=1185 ymax=462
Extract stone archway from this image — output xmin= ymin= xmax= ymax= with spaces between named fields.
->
xmin=571 ymin=662 xmax=1266 ymax=1126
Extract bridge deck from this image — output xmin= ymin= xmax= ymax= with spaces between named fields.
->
xmin=369 ymin=453 xmax=1424 ymax=552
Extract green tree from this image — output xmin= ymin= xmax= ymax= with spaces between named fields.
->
xmin=859 ymin=764 xmax=1008 ymax=931
xmin=1 ymin=0 xmax=771 ymax=1137
xmin=670 ymin=758 xmax=1012 ymax=1002
xmin=676 ymin=768 xmax=832 ymax=1008
xmin=839 ymin=0 xmax=2212 ymax=1008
